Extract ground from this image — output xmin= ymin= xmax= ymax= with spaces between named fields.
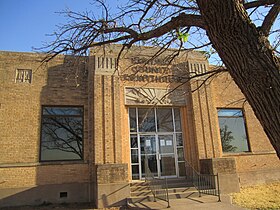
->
xmin=231 ymin=182 xmax=280 ymax=210
xmin=2 ymin=183 xmax=280 ymax=210
xmin=0 ymin=203 xmax=121 ymax=210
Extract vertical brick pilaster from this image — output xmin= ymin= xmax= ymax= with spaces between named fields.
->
xmin=94 ymin=75 xmax=104 ymax=164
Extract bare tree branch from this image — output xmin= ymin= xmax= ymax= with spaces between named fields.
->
xmin=138 ymin=0 xmax=157 ymax=26
xmin=260 ymin=0 xmax=280 ymax=36
xmin=135 ymin=13 xmax=205 ymax=40
xmin=243 ymin=0 xmax=277 ymax=9
xmin=165 ymin=67 xmax=228 ymax=98
xmin=40 ymin=9 xmax=205 ymax=62
xmin=190 ymin=68 xmax=227 ymax=92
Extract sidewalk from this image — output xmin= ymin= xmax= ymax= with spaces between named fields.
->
xmin=1 ymin=194 xmax=247 ymax=210
xmin=125 ymin=194 xmax=247 ymax=210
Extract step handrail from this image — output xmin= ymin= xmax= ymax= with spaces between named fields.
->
xmin=185 ymin=159 xmax=221 ymax=202
xmin=144 ymin=154 xmax=170 ymax=208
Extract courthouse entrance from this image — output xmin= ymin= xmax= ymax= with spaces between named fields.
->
xmin=129 ymin=107 xmax=185 ymax=180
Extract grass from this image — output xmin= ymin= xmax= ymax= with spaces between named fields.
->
xmin=231 ymin=182 xmax=280 ymax=210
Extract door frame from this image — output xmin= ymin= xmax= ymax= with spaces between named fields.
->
xmin=138 ymin=133 xmax=179 ymax=179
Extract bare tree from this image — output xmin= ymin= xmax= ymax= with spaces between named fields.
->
xmin=220 ymin=125 xmax=237 ymax=153
xmin=42 ymin=116 xmax=83 ymax=159
xmin=40 ymin=0 xmax=280 ymax=158
xmin=41 ymin=108 xmax=83 ymax=160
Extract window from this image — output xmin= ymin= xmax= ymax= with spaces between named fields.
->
xmin=15 ymin=69 xmax=32 ymax=83
xmin=40 ymin=106 xmax=83 ymax=161
xmin=218 ymin=109 xmax=250 ymax=153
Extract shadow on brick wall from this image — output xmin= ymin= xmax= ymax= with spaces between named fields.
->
xmin=0 ymin=55 xmax=92 ymax=208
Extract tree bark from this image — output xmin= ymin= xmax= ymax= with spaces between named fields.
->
xmin=197 ymin=0 xmax=280 ymax=158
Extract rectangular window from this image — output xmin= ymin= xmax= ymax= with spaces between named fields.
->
xmin=40 ymin=106 xmax=83 ymax=161
xmin=218 ymin=109 xmax=250 ymax=153
xmin=15 ymin=69 xmax=32 ymax=83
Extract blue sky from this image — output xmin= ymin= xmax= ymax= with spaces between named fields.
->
xmin=0 ymin=1 xmax=278 ymax=58
xmin=0 ymin=0 xmax=107 ymax=52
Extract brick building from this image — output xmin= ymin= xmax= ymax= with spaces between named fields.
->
xmin=0 ymin=45 xmax=279 ymax=208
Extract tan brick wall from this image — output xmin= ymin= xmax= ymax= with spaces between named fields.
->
xmin=0 ymin=51 xmax=90 ymax=190
xmin=213 ymin=74 xmax=274 ymax=152
xmin=212 ymin=72 xmax=276 ymax=153
xmin=189 ymin=79 xmax=223 ymax=162
xmin=175 ymin=64 xmax=280 ymax=184
xmin=0 ymin=52 xmax=45 ymax=163
xmin=96 ymin=164 xmax=128 ymax=184
xmin=210 ymin=72 xmax=280 ymax=184
xmin=0 ymin=166 xmax=37 ymax=188
xmin=36 ymin=164 xmax=89 ymax=185
xmin=91 ymin=74 xmax=122 ymax=164
xmin=0 ymin=164 xmax=89 ymax=188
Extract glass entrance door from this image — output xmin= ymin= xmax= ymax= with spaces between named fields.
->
xmin=158 ymin=135 xmax=176 ymax=177
xmin=140 ymin=135 xmax=158 ymax=177
xmin=140 ymin=134 xmax=176 ymax=178
xmin=129 ymin=107 xmax=185 ymax=180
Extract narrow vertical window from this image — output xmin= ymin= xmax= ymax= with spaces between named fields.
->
xmin=218 ymin=109 xmax=250 ymax=153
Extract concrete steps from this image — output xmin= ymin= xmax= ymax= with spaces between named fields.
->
xmin=128 ymin=178 xmax=198 ymax=204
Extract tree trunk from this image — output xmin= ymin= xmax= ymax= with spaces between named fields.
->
xmin=197 ymin=0 xmax=280 ymax=158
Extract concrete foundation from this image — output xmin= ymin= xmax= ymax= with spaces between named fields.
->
xmin=0 ymin=183 xmax=89 ymax=208
xmin=95 ymin=163 xmax=130 ymax=208
xmin=200 ymin=158 xmax=240 ymax=194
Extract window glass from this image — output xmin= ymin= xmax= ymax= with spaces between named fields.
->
xmin=40 ymin=106 xmax=83 ymax=161
xmin=140 ymin=135 xmax=156 ymax=154
xmin=130 ymin=135 xmax=138 ymax=148
xmin=138 ymin=108 xmax=156 ymax=132
xmin=131 ymin=149 xmax=139 ymax=163
xmin=157 ymin=108 xmax=173 ymax=132
xmin=158 ymin=135 xmax=174 ymax=154
xmin=177 ymin=148 xmax=184 ymax=161
xmin=129 ymin=108 xmax=137 ymax=132
xmin=176 ymin=133 xmax=183 ymax=146
xmin=174 ymin=108 xmax=182 ymax=132
xmin=179 ymin=162 xmax=186 ymax=176
xmin=132 ymin=165 xmax=140 ymax=180
xmin=43 ymin=107 xmax=82 ymax=116
xmin=218 ymin=109 xmax=242 ymax=117
xmin=218 ymin=109 xmax=249 ymax=153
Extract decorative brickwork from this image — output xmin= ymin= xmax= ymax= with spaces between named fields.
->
xmin=125 ymin=87 xmax=186 ymax=105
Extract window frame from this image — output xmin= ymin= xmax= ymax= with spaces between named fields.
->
xmin=217 ymin=108 xmax=251 ymax=154
xmin=39 ymin=105 xmax=84 ymax=162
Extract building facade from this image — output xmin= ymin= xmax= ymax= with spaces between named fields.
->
xmin=0 ymin=45 xmax=279 ymax=208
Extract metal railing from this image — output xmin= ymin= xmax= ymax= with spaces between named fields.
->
xmin=185 ymin=160 xmax=221 ymax=202
xmin=144 ymin=155 xmax=170 ymax=208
